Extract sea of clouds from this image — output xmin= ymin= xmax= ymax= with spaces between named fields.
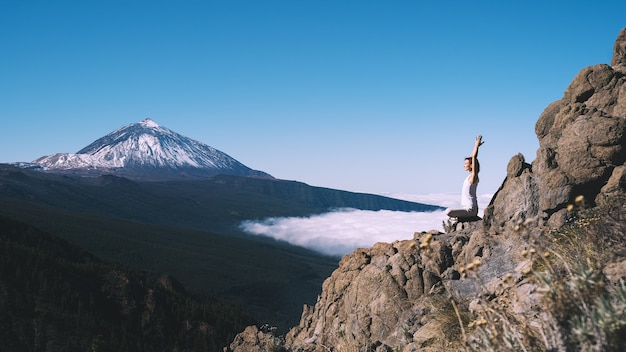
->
xmin=240 ymin=193 xmax=493 ymax=257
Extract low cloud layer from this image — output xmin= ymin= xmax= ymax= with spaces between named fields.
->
xmin=240 ymin=193 xmax=492 ymax=257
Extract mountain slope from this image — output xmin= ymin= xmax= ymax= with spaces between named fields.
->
xmin=0 ymin=164 xmax=442 ymax=234
xmin=31 ymin=118 xmax=271 ymax=180
xmin=0 ymin=162 xmax=442 ymax=331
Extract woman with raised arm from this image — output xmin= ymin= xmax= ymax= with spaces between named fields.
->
xmin=446 ymin=135 xmax=484 ymax=219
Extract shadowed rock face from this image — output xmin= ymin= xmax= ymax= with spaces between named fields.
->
xmin=612 ymin=28 xmax=626 ymax=67
xmin=226 ymin=28 xmax=626 ymax=352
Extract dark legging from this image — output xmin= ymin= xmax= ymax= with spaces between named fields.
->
xmin=446 ymin=207 xmax=478 ymax=218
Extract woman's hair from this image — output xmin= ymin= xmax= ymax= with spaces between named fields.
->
xmin=465 ymin=157 xmax=480 ymax=173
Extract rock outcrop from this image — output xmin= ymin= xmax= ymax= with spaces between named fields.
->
xmin=486 ymin=27 xmax=626 ymax=231
xmin=226 ymin=27 xmax=626 ymax=352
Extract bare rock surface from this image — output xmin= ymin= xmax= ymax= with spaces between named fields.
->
xmin=226 ymin=325 xmax=284 ymax=352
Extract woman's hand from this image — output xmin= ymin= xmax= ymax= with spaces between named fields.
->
xmin=476 ymin=135 xmax=484 ymax=147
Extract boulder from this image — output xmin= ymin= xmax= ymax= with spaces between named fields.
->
xmin=285 ymin=240 xmax=438 ymax=350
xmin=225 ymin=325 xmax=283 ymax=352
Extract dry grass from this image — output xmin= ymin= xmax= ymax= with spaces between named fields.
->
xmin=456 ymin=195 xmax=626 ymax=351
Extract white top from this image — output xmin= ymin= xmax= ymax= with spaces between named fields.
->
xmin=461 ymin=175 xmax=478 ymax=210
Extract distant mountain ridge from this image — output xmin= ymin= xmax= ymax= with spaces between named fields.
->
xmin=29 ymin=118 xmax=271 ymax=180
xmin=0 ymin=164 xmax=444 ymax=234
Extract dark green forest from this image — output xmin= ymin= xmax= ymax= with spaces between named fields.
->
xmin=0 ymin=216 xmax=255 ymax=352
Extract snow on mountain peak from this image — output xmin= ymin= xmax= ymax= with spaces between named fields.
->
xmin=31 ymin=119 xmax=272 ymax=180
xmin=140 ymin=118 xmax=160 ymax=128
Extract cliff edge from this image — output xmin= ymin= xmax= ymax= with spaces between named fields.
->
xmin=227 ymin=27 xmax=626 ymax=352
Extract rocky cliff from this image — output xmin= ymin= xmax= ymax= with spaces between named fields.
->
xmin=227 ymin=28 xmax=626 ymax=352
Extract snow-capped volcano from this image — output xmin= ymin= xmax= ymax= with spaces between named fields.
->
xmin=32 ymin=118 xmax=272 ymax=180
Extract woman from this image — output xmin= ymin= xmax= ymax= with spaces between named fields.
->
xmin=446 ymin=135 xmax=484 ymax=219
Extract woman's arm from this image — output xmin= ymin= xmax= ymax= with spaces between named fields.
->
xmin=469 ymin=135 xmax=483 ymax=184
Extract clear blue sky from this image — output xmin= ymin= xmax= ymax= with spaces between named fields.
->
xmin=1 ymin=1 xmax=624 ymax=195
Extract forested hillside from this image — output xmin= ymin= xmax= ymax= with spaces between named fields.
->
xmin=0 ymin=216 xmax=255 ymax=351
